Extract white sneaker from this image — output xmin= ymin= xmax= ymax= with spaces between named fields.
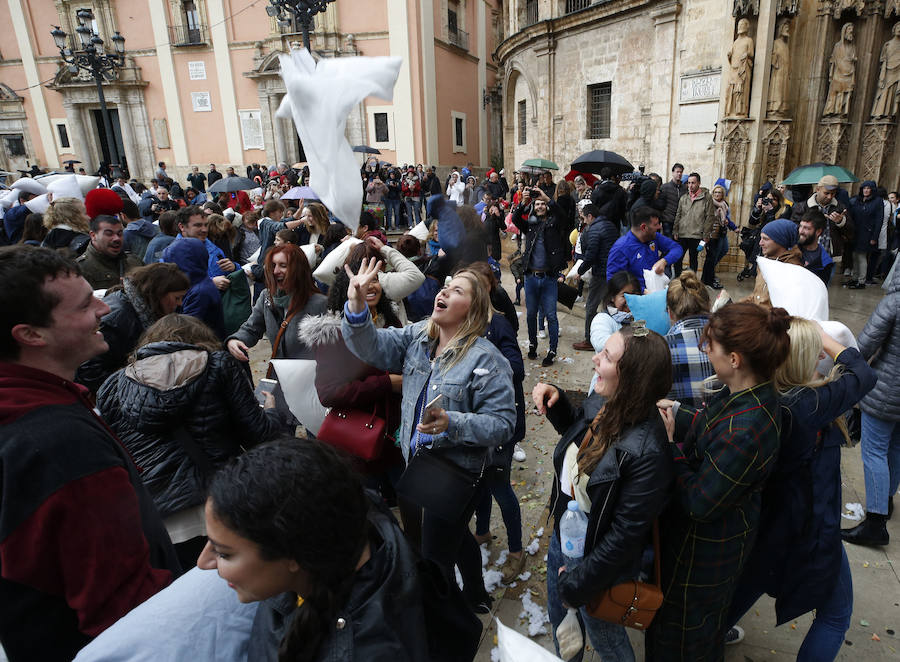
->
xmin=513 ymin=444 xmax=526 ymax=462
xmin=538 ymin=330 xmax=546 ymax=339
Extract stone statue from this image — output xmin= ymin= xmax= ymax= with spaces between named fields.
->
xmin=725 ymin=18 xmax=755 ymax=117
xmin=823 ymin=23 xmax=857 ymax=117
xmin=871 ymin=23 xmax=900 ymax=119
xmin=767 ymin=19 xmax=791 ymax=116
xmin=888 ymin=0 xmax=900 ymax=18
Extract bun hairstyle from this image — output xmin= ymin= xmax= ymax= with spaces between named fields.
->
xmin=701 ymin=303 xmax=791 ymax=381
xmin=666 ymin=270 xmax=711 ymax=321
xmin=207 ymin=439 xmax=369 ymax=662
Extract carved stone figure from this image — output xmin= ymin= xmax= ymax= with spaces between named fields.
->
xmin=823 ymin=23 xmax=857 ymax=117
xmin=888 ymin=0 xmax=900 ymax=18
xmin=724 ymin=18 xmax=755 ymax=117
xmin=767 ymin=19 xmax=791 ymax=116
xmin=871 ymin=23 xmax=900 ymax=119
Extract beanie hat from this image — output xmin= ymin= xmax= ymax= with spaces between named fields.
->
xmin=85 ymin=188 xmax=124 ymax=220
xmin=761 ymin=218 xmax=798 ymax=249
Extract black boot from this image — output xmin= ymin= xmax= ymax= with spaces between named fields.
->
xmin=841 ymin=513 xmax=889 ymax=547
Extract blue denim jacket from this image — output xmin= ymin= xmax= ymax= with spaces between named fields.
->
xmin=342 ymin=310 xmax=516 ymax=474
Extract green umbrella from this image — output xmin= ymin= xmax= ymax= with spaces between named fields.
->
xmin=781 ymin=163 xmax=858 ymax=186
xmin=521 ymin=158 xmax=559 ymax=171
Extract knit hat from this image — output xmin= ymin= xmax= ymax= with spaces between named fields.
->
xmin=761 ymin=218 xmax=798 ymax=249
xmin=85 ymin=188 xmax=124 ymax=220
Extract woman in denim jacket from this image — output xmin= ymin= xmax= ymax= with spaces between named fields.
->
xmin=341 ymin=257 xmax=516 ymax=613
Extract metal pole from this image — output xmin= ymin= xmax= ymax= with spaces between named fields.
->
xmin=300 ymin=14 xmax=311 ymax=50
xmin=93 ymin=67 xmax=120 ymax=169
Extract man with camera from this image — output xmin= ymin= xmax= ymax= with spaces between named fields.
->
xmin=790 ymin=175 xmax=852 ymax=259
xmin=512 ymin=186 xmax=567 ymax=367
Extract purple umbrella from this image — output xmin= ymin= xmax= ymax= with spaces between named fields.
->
xmin=280 ymin=185 xmax=320 ymax=201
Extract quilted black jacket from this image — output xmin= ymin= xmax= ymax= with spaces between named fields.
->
xmin=97 ymin=341 xmax=284 ymax=518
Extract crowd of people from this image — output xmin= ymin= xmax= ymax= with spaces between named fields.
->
xmin=0 ymin=154 xmax=897 ymax=662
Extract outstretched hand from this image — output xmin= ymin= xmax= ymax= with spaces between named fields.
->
xmin=344 ymin=257 xmax=383 ymax=314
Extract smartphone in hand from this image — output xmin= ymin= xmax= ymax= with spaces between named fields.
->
xmin=255 ymin=378 xmax=278 ymax=407
xmin=421 ymin=394 xmax=443 ymax=424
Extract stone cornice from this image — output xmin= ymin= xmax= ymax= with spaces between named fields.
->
xmin=495 ymin=0 xmax=654 ymax=62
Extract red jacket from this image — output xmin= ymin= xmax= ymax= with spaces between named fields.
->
xmin=0 ymin=363 xmax=179 ymax=661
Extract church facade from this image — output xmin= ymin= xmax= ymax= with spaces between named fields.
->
xmin=496 ymin=0 xmax=900 ymax=224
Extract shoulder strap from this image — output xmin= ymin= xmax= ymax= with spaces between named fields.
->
xmin=265 ymin=309 xmax=300 ymax=379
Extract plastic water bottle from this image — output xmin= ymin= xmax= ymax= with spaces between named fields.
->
xmin=697 ymin=240 xmax=706 ymax=252
xmin=559 ymin=500 xmax=588 ymax=567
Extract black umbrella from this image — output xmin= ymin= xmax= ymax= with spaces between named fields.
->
xmin=62 ymin=159 xmax=82 ymax=165
xmin=352 ymin=145 xmax=381 ymax=155
xmin=571 ymin=150 xmax=634 ymax=176
xmin=208 ymin=176 xmax=258 ymax=194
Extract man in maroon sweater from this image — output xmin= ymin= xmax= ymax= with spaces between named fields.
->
xmin=0 ymin=246 xmax=180 ymax=661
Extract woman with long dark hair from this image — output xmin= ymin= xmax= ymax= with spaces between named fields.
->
xmin=198 ymin=440 xmax=471 ymax=661
xmin=226 ymin=244 xmax=327 ymax=363
xmin=649 ymin=303 xmax=791 ymax=661
xmin=340 ymin=258 xmax=516 ymax=613
xmin=533 ymin=325 xmax=674 ymax=661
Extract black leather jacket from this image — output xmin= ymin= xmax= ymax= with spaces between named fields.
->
xmin=546 ymin=389 xmax=674 ymax=608
xmin=247 ymin=497 xmax=481 ymax=662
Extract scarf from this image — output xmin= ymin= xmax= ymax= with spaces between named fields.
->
xmin=122 ymin=278 xmax=157 ymax=329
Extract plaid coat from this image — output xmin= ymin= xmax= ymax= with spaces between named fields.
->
xmin=664 ymin=315 xmax=713 ymax=408
xmin=646 ymin=382 xmax=781 ymax=662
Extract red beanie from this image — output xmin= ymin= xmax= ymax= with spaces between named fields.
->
xmin=85 ymin=188 xmax=124 ymax=220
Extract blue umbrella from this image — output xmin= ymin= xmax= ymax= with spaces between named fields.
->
xmin=280 ymin=185 xmax=320 ymax=201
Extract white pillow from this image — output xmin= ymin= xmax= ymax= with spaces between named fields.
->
xmin=757 ymin=257 xmax=829 ymax=321
xmin=312 ymin=236 xmax=362 ymax=285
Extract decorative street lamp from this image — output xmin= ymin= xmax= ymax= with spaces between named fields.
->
xmin=51 ymin=10 xmax=126 ymax=174
xmin=265 ymin=0 xmax=336 ymax=51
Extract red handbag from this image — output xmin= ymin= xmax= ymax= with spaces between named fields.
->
xmin=316 ymin=407 xmax=387 ymax=461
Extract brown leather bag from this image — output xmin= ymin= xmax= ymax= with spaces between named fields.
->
xmin=265 ymin=311 xmax=298 ymax=379
xmin=585 ymin=520 xmax=664 ymax=630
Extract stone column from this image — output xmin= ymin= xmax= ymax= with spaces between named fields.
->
xmin=816 ymin=117 xmax=851 ymax=163
xmin=858 ymin=120 xmax=897 ymax=183
xmin=718 ymin=118 xmax=754 ymax=226
xmin=64 ymin=102 xmax=91 ymax=170
xmin=271 ymin=94 xmax=288 ymax=163
xmin=760 ymin=118 xmax=792 ymax=184
xmin=650 ymin=0 xmax=680 ymax=171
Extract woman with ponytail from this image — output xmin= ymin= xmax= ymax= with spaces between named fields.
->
xmin=664 ymin=270 xmax=714 ymax=407
xmin=532 ymin=325 xmax=674 ymax=661
xmin=725 ymin=318 xmax=875 ymax=660
xmin=198 ymin=439 xmax=433 ymax=662
xmin=649 ymin=303 xmax=791 ymax=661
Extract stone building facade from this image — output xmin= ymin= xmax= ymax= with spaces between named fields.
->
xmin=0 ymin=0 xmax=501 ymax=181
xmin=496 ymin=0 xmax=900 ymax=225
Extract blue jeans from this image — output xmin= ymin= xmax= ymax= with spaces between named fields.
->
xmin=384 ymin=199 xmax=401 ymax=229
xmin=729 ymin=547 xmax=852 ymax=662
xmin=474 ymin=460 xmax=523 ymax=553
xmin=525 ymin=274 xmax=559 ymax=352
xmin=547 ymin=532 xmax=635 ymax=662
xmin=404 ymin=198 xmax=421 ymax=226
xmin=861 ymin=411 xmax=900 ymax=515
